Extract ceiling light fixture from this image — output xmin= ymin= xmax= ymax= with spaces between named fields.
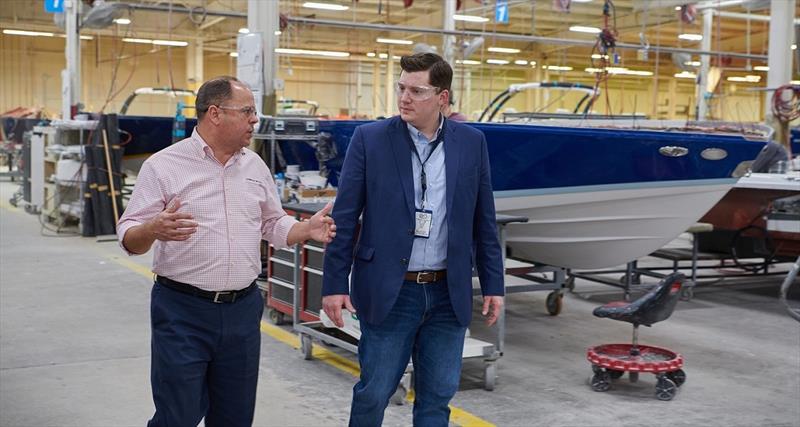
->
xmin=793 ymin=44 xmax=797 ymax=50
xmin=591 ymin=54 xmax=609 ymax=59
xmin=569 ymin=26 xmax=601 ymax=34
xmin=753 ymin=65 xmax=769 ymax=71
xmin=378 ymin=53 xmax=388 ymax=59
xmin=546 ymin=65 xmax=573 ymax=71
xmin=376 ymin=38 xmax=413 ymax=45
xmin=674 ymin=71 xmax=697 ymax=79
xmin=453 ymin=14 xmax=489 ymax=22
xmin=122 ymin=38 xmax=153 ymax=44
xmin=488 ymin=46 xmax=520 ymax=53
xmin=153 ymin=40 xmax=189 ymax=47
xmin=684 ymin=61 xmax=701 ymax=67
xmin=678 ymin=34 xmax=703 ymax=41
xmin=366 ymin=52 xmax=376 ymax=57
xmin=456 ymin=59 xmax=481 ymax=65
xmin=114 ymin=18 xmax=131 ymax=25
xmin=486 ymin=59 xmax=510 ymax=65
xmin=275 ymin=30 xmax=282 ymax=35
xmin=276 ymin=48 xmax=350 ymax=57
xmin=238 ymin=28 xmax=249 ymax=34
xmin=514 ymin=60 xmax=528 ymax=65
xmin=302 ymin=2 xmax=349 ymax=11
xmin=230 ymin=52 xmax=238 ymax=57
xmin=3 ymin=29 xmax=55 ymax=37
xmin=727 ymin=75 xmax=761 ymax=83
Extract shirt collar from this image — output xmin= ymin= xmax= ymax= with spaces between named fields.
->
xmin=189 ymin=128 xmax=246 ymax=161
xmin=406 ymin=114 xmax=445 ymax=143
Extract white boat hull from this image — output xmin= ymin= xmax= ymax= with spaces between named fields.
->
xmin=493 ymin=179 xmax=736 ymax=269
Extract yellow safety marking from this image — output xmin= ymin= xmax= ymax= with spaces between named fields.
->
xmin=46 ymin=228 xmax=495 ymax=427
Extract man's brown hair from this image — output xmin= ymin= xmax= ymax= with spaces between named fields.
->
xmin=195 ymin=76 xmax=241 ymax=120
xmin=399 ymin=53 xmax=453 ymax=94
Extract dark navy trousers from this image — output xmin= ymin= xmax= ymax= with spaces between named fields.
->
xmin=147 ymin=281 xmax=264 ymax=427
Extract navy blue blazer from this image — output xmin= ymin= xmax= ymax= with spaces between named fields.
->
xmin=322 ymin=116 xmax=504 ymax=326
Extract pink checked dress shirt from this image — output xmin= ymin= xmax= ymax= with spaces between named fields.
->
xmin=117 ymin=129 xmax=297 ymax=291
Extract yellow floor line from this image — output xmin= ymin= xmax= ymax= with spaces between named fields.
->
xmin=57 ymin=226 xmax=495 ymax=427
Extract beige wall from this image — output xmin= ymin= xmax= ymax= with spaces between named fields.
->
xmin=1 ymin=33 xmax=765 ymax=123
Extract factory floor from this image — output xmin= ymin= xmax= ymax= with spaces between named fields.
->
xmin=1 ymin=180 xmax=798 ymax=427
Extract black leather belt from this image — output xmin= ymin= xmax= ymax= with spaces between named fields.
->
xmin=404 ymin=270 xmax=447 ymax=284
xmin=156 ymin=275 xmax=256 ymax=303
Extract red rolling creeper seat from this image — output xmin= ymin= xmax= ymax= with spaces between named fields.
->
xmin=587 ymin=272 xmax=686 ymax=401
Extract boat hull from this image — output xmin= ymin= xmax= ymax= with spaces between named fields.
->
xmin=496 ymin=179 xmax=736 ymax=269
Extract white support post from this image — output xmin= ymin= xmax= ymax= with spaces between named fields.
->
xmin=443 ymin=0 xmax=456 ymax=66
xmin=62 ymin=0 xmax=80 ymax=120
xmin=697 ymin=9 xmax=712 ymax=121
xmin=764 ymin=0 xmax=796 ymax=147
xmin=247 ymin=0 xmax=278 ymax=115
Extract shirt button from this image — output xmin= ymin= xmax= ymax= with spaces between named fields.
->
xmin=401 ymin=258 xmax=408 ymax=265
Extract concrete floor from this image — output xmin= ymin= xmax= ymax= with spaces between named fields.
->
xmin=1 ymin=180 xmax=799 ymax=427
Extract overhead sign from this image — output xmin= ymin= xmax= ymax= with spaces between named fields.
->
xmin=44 ymin=0 xmax=64 ymax=13
xmin=495 ymin=0 xmax=509 ymax=24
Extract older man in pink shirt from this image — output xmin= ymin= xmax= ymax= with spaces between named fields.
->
xmin=117 ymin=76 xmax=335 ymax=427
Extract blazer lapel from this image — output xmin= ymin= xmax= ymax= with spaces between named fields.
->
xmin=444 ymin=122 xmax=460 ymax=216
xmin=389 ymin=118 xmax=415 ymax=216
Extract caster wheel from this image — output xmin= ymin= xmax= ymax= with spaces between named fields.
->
xmin=619 ymin=273 xmax=641 ymax=285
xmin=629 ymin=371 xmax=639 ymax=383
xmin=680 ymin=286 xmax=694 ymax=301
xmin=484 ymin=362 xmax=497 ymax=391
xmin=268 ymin=308 xmax=285 ymax=325
xmin=590 ymin=371 xmax=611 ymax=392
xmin=546 ymin=291 xmax=563 ymax=316
xmin=667 ymin=369 xmax=686 ymax=387
xmin=607 ymin=369 xmax=624 ymax=380
xmin=565 ymin=276 xmax=576 ymax=292
xmin=655 ymin=376 xmax=678 ymax=401
xmin=300 ymin=334 xmax=313 ymax=360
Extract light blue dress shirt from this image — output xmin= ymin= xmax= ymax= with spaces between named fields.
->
xmin=407 ymin=116 xmax=447 ymax=271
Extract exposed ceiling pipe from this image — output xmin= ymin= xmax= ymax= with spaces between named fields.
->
xmin=713 ymin=10 xmax=800 ymax=25
xmin=117 ymin=2 xmax=769 ymax=60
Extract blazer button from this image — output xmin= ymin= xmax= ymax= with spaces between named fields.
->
xmin=408 ymin=228 xmax=414 ymax=235
xmin=401 ymin=258 xmax=409 ymax=265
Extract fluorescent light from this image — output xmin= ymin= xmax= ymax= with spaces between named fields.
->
xmin=514 ymin=60 xmax=528 ymax=65
xmin=302 ymin=2 xmax=349 ymax=11
xmin=675 ymin=6 xmax=682 ymax=10
xmin=230 ymin=52 xmax=238 ymax=57
xmin=238 ymin=28 xmax=250 ymax=34
xmin=684 ymin=61 xmax=701 ymax=66
xmin=674 ymin=71 xmax=697 ymax=79
xmin=3 ymin=29 xmax=55 ymax=37
xmin=727 ymin=75 xmax=761 ymax=82
xmin=569 ymin=26 xmax=601 ymax=34
xmin=488 ymin=46 xmax=520 ymax=54
xmin=753 ymin=65 xmax=769 ymax=71
xmin=591 ymin=54 xmax=608 ymax=59
xmin=572 ymin=0 xmax=593 ymax=2
xmin=456 ymin=59 xmax=481 ymax=65
xmin=122 ymin=38 xmax=153 ymax=44
xmin=791 ymin=80 xmax=800 ymax=85
xmin=486 ymin=59 xmax=510 ymax=65
xmin=366 ymin=52 xmax=376 ymax=57
xmin=275 ymin=30 xmax=282 ymax=35
xmin=546 ymin=65 xmax=573 ymax=71
xmin=378 ymin=53 xmax=388 ymax=59
xmin=153 ymin=39 xmax=188 ymax=47
xmin=114 ymin=18 xmax=131 ymax=25
xmin=276 ymin=47 xmax=350 ymax=57
xmin=376 ymin=38 xmax=412 ymax=45
xmin=454 ymin=14 xmax=489 ymax=23
xmin=793 ymin=44 xmax=797 ymax=50
xmin=678 ymin=33 xmax=703 ymax=41
xmin=392 ymin=55 xmax=401 ymax=60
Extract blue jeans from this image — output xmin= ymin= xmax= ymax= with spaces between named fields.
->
xmin=147 ymin=282 xmax=264 ymax=427
xmin=350 ymin=280 xmax=467 ymax=427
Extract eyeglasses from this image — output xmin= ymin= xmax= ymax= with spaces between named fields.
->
xmin=395 ymin=82 xmax=440 ymax=101
xmin=217 ymin=105 xmax=258 ymax=117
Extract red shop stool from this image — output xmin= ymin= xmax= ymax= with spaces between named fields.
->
xmin=587 ymin=272 xmax=686 ymax=401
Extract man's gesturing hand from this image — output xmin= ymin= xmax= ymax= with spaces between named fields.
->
xmin=147 ymin=198 xmax=198 ymax=242
xmin=308 ymin=201 xmax=337 ymax=243
xmin=322 ymin=294 xmax=355 ymax=328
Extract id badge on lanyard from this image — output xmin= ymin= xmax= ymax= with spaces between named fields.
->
xmin=414 ymin=209 xmax=433 ymax=238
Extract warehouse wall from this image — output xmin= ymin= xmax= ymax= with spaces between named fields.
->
xmin=1 ymin=33 xmax=765 ymax=123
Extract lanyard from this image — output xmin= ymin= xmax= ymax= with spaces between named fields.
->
xmin=407 ymin=121 xmax=445 ymax=208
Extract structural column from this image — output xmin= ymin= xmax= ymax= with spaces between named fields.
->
xmin=764 ymin=0 xmax=796 ymax=148
xmin=442 ymin=0 xmax=456 ymax=66
xmin=63 ymin=0 xmax=80 ymax=119
xmin=247 ymin=0 xmax=278 ymax=115
xmin=385 ymin=47 xmax=395 ymax=117
xmin=696 ymin=8 xmax=712 ymax=120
